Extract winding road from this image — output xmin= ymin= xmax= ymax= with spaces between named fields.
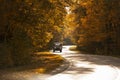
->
xmin=50 ymin=45 xmax=120 ymax=80
xmin=0 ymin=45 xmax=120 ymax=80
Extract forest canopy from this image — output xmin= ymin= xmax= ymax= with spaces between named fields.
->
xmin=0 ymin=0 xmax=67 ymax=67
xmin=64 ymin=0 xmax=120 ymax=55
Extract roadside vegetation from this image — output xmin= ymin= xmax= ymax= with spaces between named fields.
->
xmin=30 ymin=52 xmax=64 ymax=73
xmin=0 ymin=0 xmax=66 ymax=68
xmin=0 ymin=51 xmax=64 ymax=74
xmin=69 ymin=46 xmax=77 ymax=51
xmin=69 ymin=46 xmax=120 ymax=58
xmin=64 ymin=0 xmax=120 ymax=57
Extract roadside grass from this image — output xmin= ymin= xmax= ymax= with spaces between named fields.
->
xmin=111 ymin=55 xmax=120 ymax=58
xmin=69 ymin=46 xmax=78 ymax=51
xmin=31 ymin=52 xmax=64 ymax=74
xmin=69 ymin=46 xmax=120 ymax=58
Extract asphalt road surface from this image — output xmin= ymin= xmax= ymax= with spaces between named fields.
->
xmin=49 ymin=45 xmax=120 ymax=80
xmin=0 ymin=45 xmax=120 ymax=80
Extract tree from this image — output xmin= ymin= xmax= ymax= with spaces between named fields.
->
xmin=65 ymin=0 xmax=120 ymax=55
xmin=0 ymin=0 xmax=67 ymax=67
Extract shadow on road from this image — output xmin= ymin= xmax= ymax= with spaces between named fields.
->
xmin=64 ymin=51 xmax=120 ymax=68
xmin=64 ymin=66 xmax=94 ymax=74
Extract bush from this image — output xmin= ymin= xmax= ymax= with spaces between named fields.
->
xmin=0 ymin=43 xmax=14 ymax=68
xmin=9 ymin=29 xmax=33 ymax=66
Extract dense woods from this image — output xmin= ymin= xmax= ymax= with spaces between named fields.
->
xmin=0 ymin=0 xmax=66 ymax=67
xmin=0 ymin=0 xmax=120 ymax=68
xmin=65 ymin=0 xmax=120 ymax=55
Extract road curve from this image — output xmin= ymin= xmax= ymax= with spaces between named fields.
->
xmin=0 ymin=45 xmax=120 ymax=80
xmin=49 ymin=45 xmax=120 ymax=80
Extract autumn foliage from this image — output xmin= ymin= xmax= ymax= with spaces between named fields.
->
xmin=0 ymin=0 xmax=66 ymax=67
xmin=65 ymin=0 xmax=120 ymax=55
xmin=0 ymin=0 xmax=119 ymax=68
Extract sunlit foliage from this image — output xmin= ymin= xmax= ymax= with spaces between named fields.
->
xmin=65 ymin=0 xmax=120 ymax=55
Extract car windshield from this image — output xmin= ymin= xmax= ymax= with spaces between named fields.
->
xmin=54 ymin=42 xmax=62 ymax=46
